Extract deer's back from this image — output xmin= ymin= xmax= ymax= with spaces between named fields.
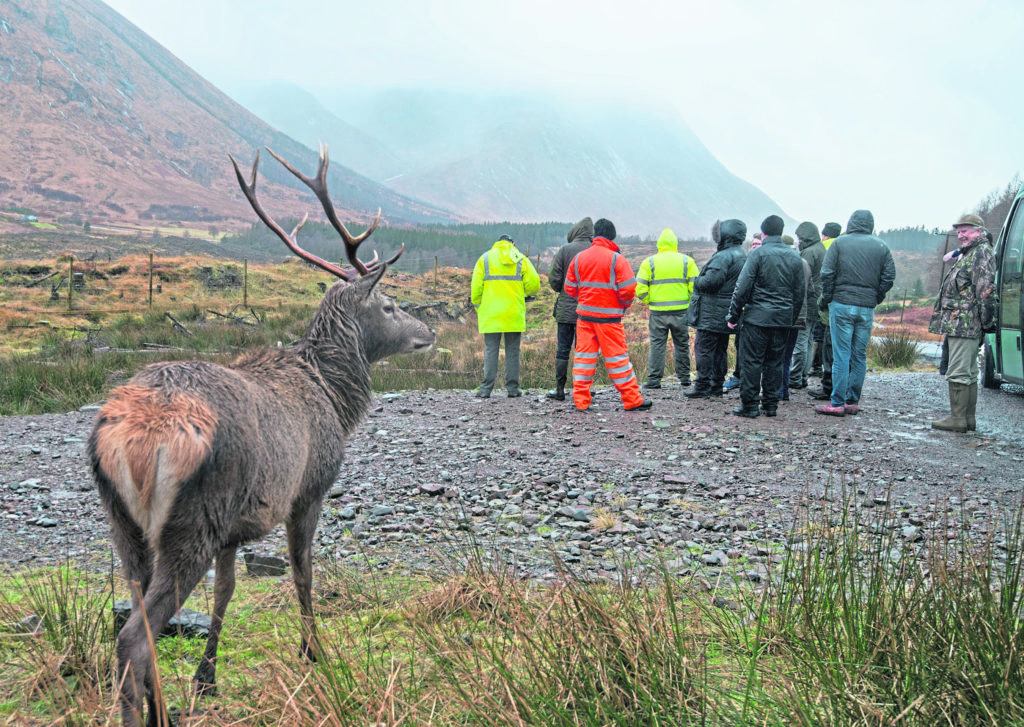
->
xmin=89 ymin=351 xmax=347 ymax=547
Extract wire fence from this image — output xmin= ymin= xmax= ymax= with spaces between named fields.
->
xmin=2 ymin=253 xmax=472 ymax=318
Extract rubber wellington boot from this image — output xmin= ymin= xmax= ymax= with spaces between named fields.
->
xmin=931 ymin=382 xmax=969 ymax=433
xmin=545 ymin=359 xmax=569 ymax=401
xmin=966 ymin=382 xmax=978 ymax=432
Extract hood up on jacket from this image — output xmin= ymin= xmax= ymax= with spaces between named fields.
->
xmin=656 ymin=228 xmax=679 ymax=253
xmin=493 ymin=238 xmax=524 ymax=266
xmin=795 ymin=221 xmax=821 ymax=250
xmin=846 ymin=210 xmax=875 ymax=235
xmin=716 ymin=219 xmax=747 ymax=250
xmin=567 ymin=217 xmax=594 ymax=245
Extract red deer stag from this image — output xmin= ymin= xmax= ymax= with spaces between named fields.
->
xmin=88 ymin=145 xmax=435 ymax=727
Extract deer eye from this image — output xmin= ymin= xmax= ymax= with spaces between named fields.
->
xmin=383 ymin=303 xmax=395 ymax=314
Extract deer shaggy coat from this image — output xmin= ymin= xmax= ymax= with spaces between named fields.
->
xmin=89 ymin=268 xmax=434 ymax=727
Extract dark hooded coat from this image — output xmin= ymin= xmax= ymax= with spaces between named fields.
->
xmin=727 ymin=236 xmax=805 ymax=328
xmin=689 ymin=219 xmax=747 ymax=333
xmin=795 ymin=221 xmax=825 ymax=318
xmin=820 ymin=210 xmax=896 ymax=309
xmin=549 ymin=217 xmax=594 ymax=324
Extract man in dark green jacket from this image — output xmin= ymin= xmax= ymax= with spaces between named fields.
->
xmin=545 ymin=217 xmax=594 ymax=401
xmin=790 ymin=222 xmax=825 ymax=389
xmin=928 ymin=213 xmax=997 ymax=432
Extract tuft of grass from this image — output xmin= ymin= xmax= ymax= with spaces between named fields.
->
xmin=868 ymin=327 xmax=921 ymax=368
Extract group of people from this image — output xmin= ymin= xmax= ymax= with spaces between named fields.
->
xmin=469 ymin=209 xmax=995 ymax=430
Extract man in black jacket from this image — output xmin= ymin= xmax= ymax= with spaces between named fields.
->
xmin=545 ymin=217 xmax=594 ymax=401
xmin=686 ymin=219 xmax=747 ymax=398
xmin=726 ymin=215 xmax=805 ymax=417
xmin=816 ymin=210 xmax=896 ymax=416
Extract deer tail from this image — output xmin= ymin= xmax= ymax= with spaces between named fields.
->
xmin=91 ymin=386 xmax=218 ymax=535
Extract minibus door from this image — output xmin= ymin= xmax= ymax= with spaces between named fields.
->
xmin=997 ymin=197 xmax=1024 ymax=385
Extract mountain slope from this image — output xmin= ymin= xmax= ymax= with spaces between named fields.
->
xmin=228 ymin=81 xmax=406 ymax=184
xmin=0 ymin=0 xmax=457 ymax=229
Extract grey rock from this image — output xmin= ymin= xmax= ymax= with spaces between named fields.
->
xmin=113 ymin=601 xmax=212 ymax=639
xmin=243 ymin=553 xmax=289 ymax=577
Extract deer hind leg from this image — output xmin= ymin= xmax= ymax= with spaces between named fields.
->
xmin=117 ymin=535 xmax=217 ymax=727
xmin=101 ymin=496 xmax=155 ymax=727
xmin=193 ymin=545 xmax=238 ymax=696
xmin=286 ymin=501 xmax=323 ymax=661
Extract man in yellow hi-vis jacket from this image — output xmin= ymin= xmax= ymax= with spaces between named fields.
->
xmin=471 ymin=235 xmax=540 ymax=398
xmin=636 ymin=228 xmax=700 ymax=389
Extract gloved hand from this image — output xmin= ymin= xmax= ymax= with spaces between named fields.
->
xmin=817 ymin=295 xmax=828 ymax=312
xmin=943 ymin=249 xmax=960 ymax=263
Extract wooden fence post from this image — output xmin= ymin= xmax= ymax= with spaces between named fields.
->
xmin=243 ymin=258 xmax=248 ymax=307
xmin=67 ymin=258 xmax=73 ymax=312
xmin=149 ymin=253 xmax=154 ymax=310
xmin=434 ymin=256 xmax=438 ymax=296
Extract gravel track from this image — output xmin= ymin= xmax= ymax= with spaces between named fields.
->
xmin=2 ymin=372 xmax=1023 ymax=582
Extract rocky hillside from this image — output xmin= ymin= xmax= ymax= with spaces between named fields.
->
xmin=0 ymin=0 xmax=457 ymax=229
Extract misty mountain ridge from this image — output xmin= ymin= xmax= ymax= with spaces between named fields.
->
xmin=0 ymin=0 xmax=457 ymax=232
xmin=231 ymin=84 xmax=794 ymax=238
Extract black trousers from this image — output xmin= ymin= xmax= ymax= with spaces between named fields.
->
xmin=693 ymin=329 xmax=730 ymax=392
xmin=780 ymin=327 xmax=800 ymax=396
xmin=555 ymin=321 xmax=576 ymax=361
xmin=821 ymin=324 xmax=833 ymax=392
xmin=738 ymin=324 xmax=789 ymax=409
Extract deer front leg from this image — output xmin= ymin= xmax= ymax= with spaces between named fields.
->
xmin=193 ymin=545 xmax=238 ymax=696
xmin=286 ymin=503 xmax=322 ymax=662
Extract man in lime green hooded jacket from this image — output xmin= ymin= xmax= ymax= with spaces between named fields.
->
xmin=636 ymin=228 xmax=700 ymax=388
xmin=471 ymin=235 xmax=541 ymax=397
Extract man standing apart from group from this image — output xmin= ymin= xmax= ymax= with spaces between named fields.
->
xmin=815 ymin=210 xmax=895 ymax=416
xmin=726 ymin=215 xmax=805 ymax=417
xmin=546 ymin=217 xmax=594 ymax=401
xmin=928 ymin=213 xmax=997 ymax=433
xmin=686 ymin=219 xmax=747 ymax=398
xmin=565 ymin=218 xmax=651 ymax=411
xmin=636 ymin=228 xmax=700 ymax=389
xmin=471 ymin=234 xmax=540 ymax=398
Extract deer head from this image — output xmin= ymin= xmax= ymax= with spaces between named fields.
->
xmin=229 ymin=144 xmax=435 ymax=363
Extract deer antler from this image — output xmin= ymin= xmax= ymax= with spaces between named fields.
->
xmin=229 ymin=144 xmax=403 ymax=278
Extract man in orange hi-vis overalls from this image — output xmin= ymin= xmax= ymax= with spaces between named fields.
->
xmin=564 ymin=218 xmax=652 ymax=412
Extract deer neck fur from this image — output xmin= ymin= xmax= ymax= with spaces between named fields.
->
xmin=294 ymin=306 xmax=373 ymax=436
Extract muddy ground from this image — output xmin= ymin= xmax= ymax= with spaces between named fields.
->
xmin=2 ymin=372 xmax=1023 ymax=583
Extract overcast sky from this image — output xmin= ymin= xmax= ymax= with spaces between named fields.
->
xmin=103 ymin=0 xmax=1023 ymax=231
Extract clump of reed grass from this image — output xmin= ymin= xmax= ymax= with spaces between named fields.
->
xmin=868 ymin=327 xmax=921 ymax=368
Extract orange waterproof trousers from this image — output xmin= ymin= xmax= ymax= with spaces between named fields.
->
xmin=572 ymin=318 xmax=644 ymax=410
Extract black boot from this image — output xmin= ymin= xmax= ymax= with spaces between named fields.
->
xmin=732 ymin=404 xmax=760 ymax=418
xmin=546 ymin=359 xmax=569 ymax=401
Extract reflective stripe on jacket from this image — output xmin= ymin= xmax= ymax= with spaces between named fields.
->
xmin=471 ymin=239 xmax=541 ymax=333
xmin=636 ymin=228 xmax=699 ymax=312
xmin=564 ymin=237 xmax=637 ymax=322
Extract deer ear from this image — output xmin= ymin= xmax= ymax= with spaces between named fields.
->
xmin=356 ymin=264 xmax=387 ymax=299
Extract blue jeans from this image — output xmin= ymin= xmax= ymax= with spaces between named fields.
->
xmin=829 ymin=303 xmax=874 ymax=407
